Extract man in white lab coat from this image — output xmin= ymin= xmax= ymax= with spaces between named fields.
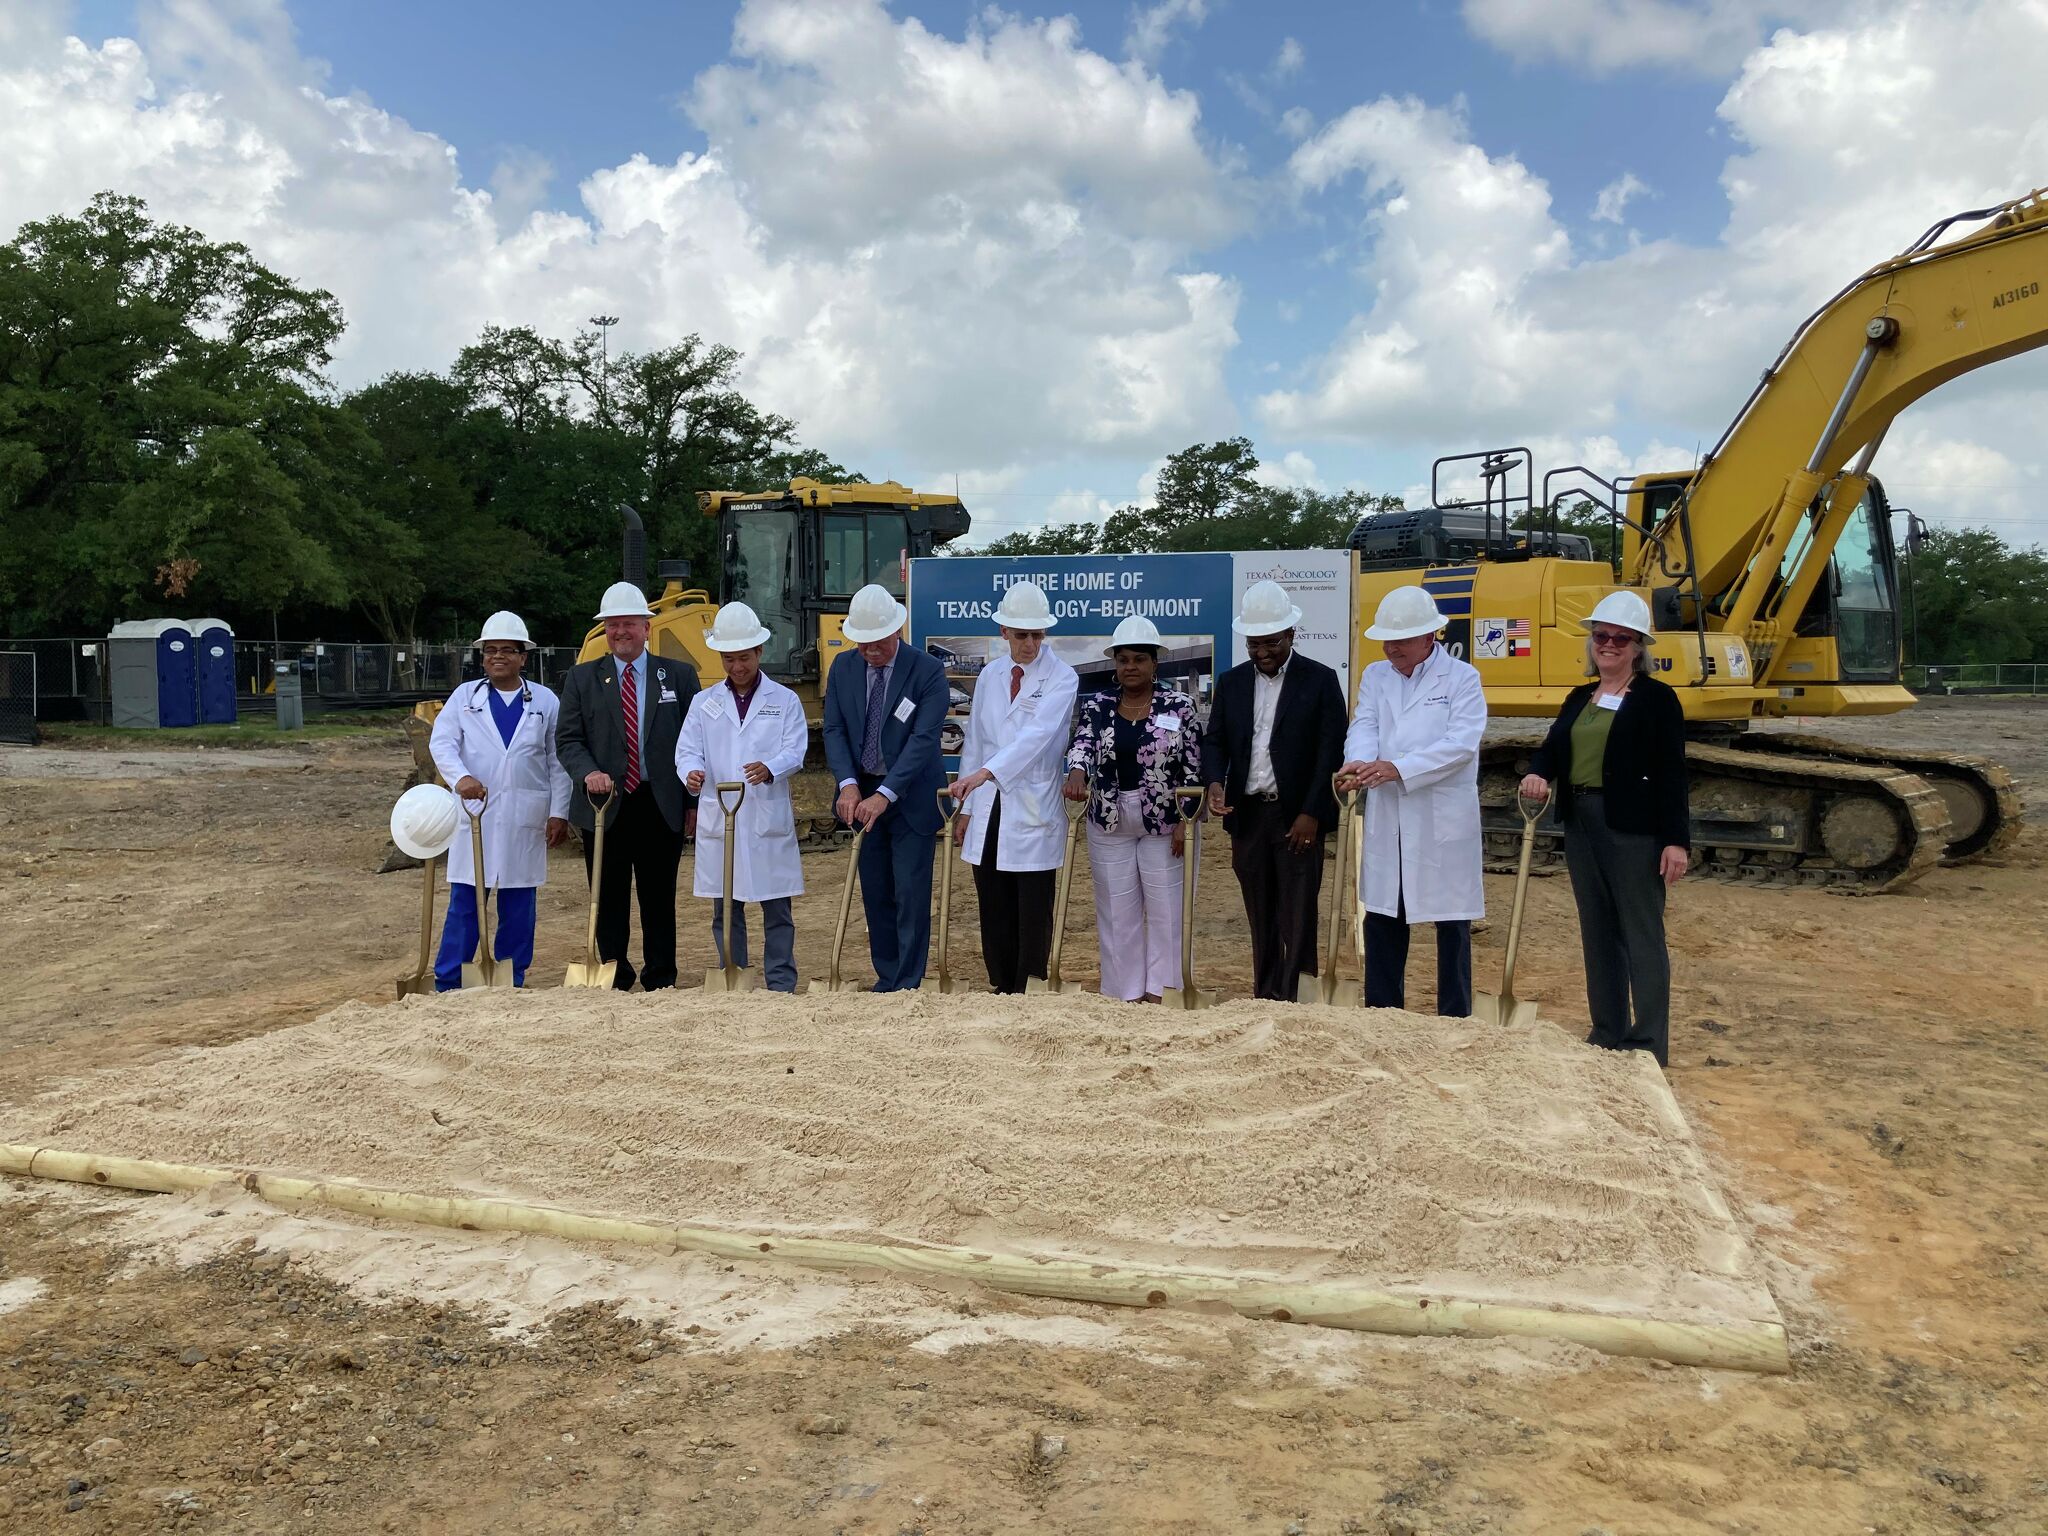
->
xmin=428 ymin=611 xmax=573 ymax=989
xmin=950 ymin=581 xmax=1081 ymax=994
xmin=676 ymin=603 xmax=809 ymax=991
xmin=1337 ymin=586 xmax=1488 ymax=1017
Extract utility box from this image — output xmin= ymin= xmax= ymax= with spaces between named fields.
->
xmin=274 ymin=662 xmax=304 ymax=730
xmin=191 ymin=619 xmax=237 ymax=724
xmin=107 ymin=620 xmax=197 ymax=729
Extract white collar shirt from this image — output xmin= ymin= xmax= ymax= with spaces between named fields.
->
xmin=1246 ymin=655 xmax=1291 ymax=795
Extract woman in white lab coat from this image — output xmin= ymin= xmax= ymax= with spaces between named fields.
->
xmin=428 ymin=611 xmax=574 ymax=989
xmin=676 ymin=603 xmax=809 ymax=991
xmin=1337 ymin=586 xmax=1487 ymax=1017
xmin=949 ymin=582 xmax=1082 ymax=994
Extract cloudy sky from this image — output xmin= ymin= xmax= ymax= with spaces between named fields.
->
xmin=6 ymin=0 xmax=2047 ymax=547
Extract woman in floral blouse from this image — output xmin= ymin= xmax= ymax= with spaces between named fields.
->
xmin=1062 ymin=616 xmax=1205 ymax=1002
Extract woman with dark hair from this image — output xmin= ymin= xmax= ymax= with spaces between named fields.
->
xmin=1063 ymin=616 xmax=1203 ymax=1001
xmin=1521 ymin=591 xmax=1691 ymax=1066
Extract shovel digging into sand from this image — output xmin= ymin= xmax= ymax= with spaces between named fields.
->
xmin=809 ymin=823 xmax=869 ymax=995
xmin=1299 ymin=777 xmax=1363 ymax=1007
xmin=395 ymin=853 xmax=441 ymax=998
xmin=563 ymin=790 xmax=616 ymax=989
xmin=1024 ymin=793 xmax=1090 ymax=997
xmin=458 ymin=801 xmax=515 ymax=991
xmin=1161 ymin=786 xmax=1221 ymax=1011
xmin=703 ymin=782 xmax=759 ymax=994
xmin=922 ymin=786 xmax=973 ymax=995
xmin=1472 ymin=789 xmax=1546 ymax=1028
xmin=389 ymin=783 xmax=459 ymax=998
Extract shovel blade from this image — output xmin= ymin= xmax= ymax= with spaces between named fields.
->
xmin=394 ymin=971 xmax=436 ymax=999
xmin=1159 ymin=986 xmax=1219 ymax=1011
xmin=921 ymin=975 xmax=973 ymax=994
xmin=807 ymin=978 xmax=867 ymax=995
xmin=563 ymin=959 xmax=617 ymax=989
xmin=703 ymin=968 xmax=759 ymax=994
xmin=460 ymin=960 xmax=515 ymax=991
xmin=1023 ymin=977 xmax=1083 ymax=996
xmin=1471 ymin=993 xmax=1538 ymax=1029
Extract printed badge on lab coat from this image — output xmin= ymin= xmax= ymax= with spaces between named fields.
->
xmin=893 ymin=696 xmax=915 ymax=723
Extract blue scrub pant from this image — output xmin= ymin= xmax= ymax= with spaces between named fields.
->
xmin=856 ymin=794 xmax=935 ymax=992
xmin=709 ymin=898 xmax=798 ymax=992
xmin=435 ymin=884 xmax=537 ymax=990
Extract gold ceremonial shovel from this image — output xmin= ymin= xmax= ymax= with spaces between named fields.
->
xmin=394 ymin=851 xmax=440 ymax=998
xmin=1025 ymin=792 xmax=1090 ymax=996
xmin=458 ymin=802 xmax=514 ymax=990
xmin=703 ymin=782 xmax=759 ymax=994
xmin=921 ymin=785 xmax=973 ymax=994
xmin=1472 ymin=789 xmax=1546 ymax=1028
xmin=1161 ymin=786 xmax=1221 ymax=1011
xmin=1298 ymin=776 xmax=1363 ymax=1006
xmin=808 ymin=823 xmax=869 ymax=994
xmin=563 ymin=790 xmax=617 ymax=988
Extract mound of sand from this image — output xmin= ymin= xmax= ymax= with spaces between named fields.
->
xmin=1 ymin=991 xmax=1772 ymax=1327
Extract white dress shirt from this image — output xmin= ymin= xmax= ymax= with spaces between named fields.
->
xmin=1246 ymin=656 xmax=1290 ymax=796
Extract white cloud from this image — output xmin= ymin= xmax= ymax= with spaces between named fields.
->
xmin=1124 ymin=0 xmax=1208 ymax=63
xmin=1252 ymin=450 xmax=1322 ymax=490
xmin=0 ymin=0 xmax=1243 ymax=478
xmin=1591 ymin=171 xmax=1648 ymax=223
xmin=1461 ymin=0 xmax=1848 ymax=74
xmin=1279 ymin=105 xmax=1315 ymax=140
xmin=1272 ymin=36 xmax=1305 ymax=78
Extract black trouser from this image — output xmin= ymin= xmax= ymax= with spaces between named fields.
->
xmin=1563 ymin=791 xmax=1670 ymax=1066
xmin=581 ymin=785 xmax=682 ymax=991
xmin=1364 ymin=893 xmax=1473 ymax=1018
xmin=1228 ymin=796 xmax=1324 ymax=1002
xmin=972 ymin=791 xmax=1056 ymax=995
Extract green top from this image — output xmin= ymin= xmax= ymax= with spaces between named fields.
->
xmin=1569 ymin=697 xmax=1619 ymax=787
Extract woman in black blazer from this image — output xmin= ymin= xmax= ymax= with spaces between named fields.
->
xmin=1520 ymin=594 xmax=1690 ymax=1066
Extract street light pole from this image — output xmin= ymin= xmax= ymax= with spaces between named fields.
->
xmin=589 ymin=314 xmax=619 ymax=424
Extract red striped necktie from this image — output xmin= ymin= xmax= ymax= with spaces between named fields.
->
xmin=621 ymin=661 xmax=642 ymax=793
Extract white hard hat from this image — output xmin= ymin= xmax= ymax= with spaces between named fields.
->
xmin=390 ymin=783 xmax=460 ymax=861
xmin=992 ymin=580 xmax=1058 ymax=630
xmin=706 ymin=601 xmax=771 ymax=652
xmin=594 ymin=581 xmax=654 ymax=620
xmin=841 ymin=583 xmax=908 ymax=644
xmin=1588 ymin=590 xmax=1656 ymax=643
xmin=1365 ymin=585 xmax=1446 ymax=642
xmin=1232 ymin=579 xmax=1302 ymax=638
xmin=1105 ymin=614 xmax=1164 ymax=655
xmin=475 ymin=611 xmax=533 ymax=651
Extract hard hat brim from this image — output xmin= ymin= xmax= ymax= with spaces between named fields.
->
xmin=1364 ymin=618 xmax=1446 ymax=641
xmin=705 ymin=627 xmax=772 ymax=652
xmin=474 ymin=637 xmax=535 ymax=651
xmin=993 ymin=610 xmax=1059 ymax=631
xmin=593 ymin=606 xmax=655 ymax=620
xmin=392 ymin=824 xmax=457 ymax=860
xmin=1231 ymin=605 xmax=1303 ymax=638
xmin=841 ymin=601 xmax=909 ymax=644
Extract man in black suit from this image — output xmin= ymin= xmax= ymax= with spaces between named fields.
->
xmin=1200 ymin=580 xmax=1347 ymax=1001
xmin=556 ymin=581 xmax=700 ymax=990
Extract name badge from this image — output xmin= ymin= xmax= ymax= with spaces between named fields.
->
xmin=1596 ymin=693 xmax=1624 ymax=711
xmin=892 ymin=696 xmax=916 ymax=723
xmin=1155 ymin=715 xmax=1182 ymax=733
xmin=660 ymin=688 xmax=678 ymax=704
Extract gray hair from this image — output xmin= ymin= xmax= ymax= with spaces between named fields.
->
xmin=1583 ymin=633 xmax=1651 ymax=677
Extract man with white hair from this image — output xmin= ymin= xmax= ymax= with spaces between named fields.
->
xmin=950 ymin=581 xmax=1080 ymax=994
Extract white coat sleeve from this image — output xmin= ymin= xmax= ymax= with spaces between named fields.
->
xmin=1390 ymin=666 xmax=1487 ymax=790
xmin=1343 ymin=672 xmax=1380 ymax=764
xmin=544 ymin=700 xmax=572 ymax=820
xmin=429 ymin=686 xmax=470 ymax=789
xmin=957 ymin=672 xmax=993 ymax=779
xmin=675 ymin=694 xmax=710 ymax=784
xmin=766 ymin=694 xmax=808 ymax=782
xmin=983 ymin=666 xmax=1079 ymax=789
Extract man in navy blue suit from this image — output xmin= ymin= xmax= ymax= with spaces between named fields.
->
xmin=822 ymin=583 xmax=950 ymax=991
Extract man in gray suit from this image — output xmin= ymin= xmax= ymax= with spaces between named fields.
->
xmin=556 ymin=581 xmax=700 ymax=990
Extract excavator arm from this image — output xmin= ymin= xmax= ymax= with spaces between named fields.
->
xmin=1639 ymin=189 xmax=2048 ymax=677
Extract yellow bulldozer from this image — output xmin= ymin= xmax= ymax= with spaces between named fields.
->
xmin=1347 ymin=188 xmax=2043 ymax=891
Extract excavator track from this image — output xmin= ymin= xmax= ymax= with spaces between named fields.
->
xmin=1725 ymin=731 xmax=2023 ymax=865
xmin=1478 ymin=739 xmax=1951 ymax=894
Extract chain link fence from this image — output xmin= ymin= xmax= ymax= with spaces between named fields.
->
xmin=4 ymin=638 xmax=590 ymax=722
xmin=1904 ymin=662 xmax=2047 ymax=695
xmin=0 ymin=651 xmax=35 ymax=743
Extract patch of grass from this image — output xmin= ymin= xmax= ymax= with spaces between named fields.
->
xmin=38 ymin=711 xmax=414 ymax=749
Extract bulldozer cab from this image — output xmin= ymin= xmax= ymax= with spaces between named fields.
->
xmin=702 ymin=479 xmax=970 ymax=701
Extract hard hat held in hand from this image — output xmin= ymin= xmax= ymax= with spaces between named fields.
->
xmin=992 ymin=580 xmax=1058 ymax=630
xmin=841 ymin=583 xmax=908 ymax=644
xmin=1588 ymin=590 xmax=1656 ymax=644
xmin=706 ymin=601 xmax=772 ymax=652
xmin=594 ymin=581 xmax=654 ymax=620
xmin=475 ymin=611 xmax=533 ymax=651
xmin=390 ymin=783 xmax=461 ymax=861
xmin=1232 ymin=579 xmax=1302 ymax=637
xmin=1365 ymin=585 xmax=1446 ymax=641
xmin=1105 ymin=614 xmax=1164 ymax=655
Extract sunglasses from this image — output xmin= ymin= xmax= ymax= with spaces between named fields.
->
xmin=1589 ymin=629 xmax=1637 ymax=647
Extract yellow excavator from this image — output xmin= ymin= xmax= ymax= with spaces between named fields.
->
xmin=1348 ymin=188 xmax=2043 ymax=891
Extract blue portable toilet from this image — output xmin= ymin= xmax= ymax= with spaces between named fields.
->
xmin=106 ymin=620 xmax=197 ymax=728
xmin=191 ymin=619 xmax=237 ymax=724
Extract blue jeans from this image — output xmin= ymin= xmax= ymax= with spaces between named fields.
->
xmin=710 ymin=897 xmax=798 ymax=992
xmin=435 ymin=884 xmax=537 ymax=990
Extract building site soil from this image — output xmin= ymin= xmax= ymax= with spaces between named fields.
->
xmin=0 ymin=693 xmax=2044 ymax=1535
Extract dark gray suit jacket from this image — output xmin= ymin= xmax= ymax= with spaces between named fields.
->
xmin=556 ymin=651 xmax=700 ymax=831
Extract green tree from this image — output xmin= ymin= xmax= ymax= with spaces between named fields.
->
xmin=1904 ymin=525 xmax=2048 ymax=664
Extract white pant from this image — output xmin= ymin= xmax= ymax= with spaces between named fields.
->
xmin=1087 ymin=789 xmax=1184 ymax=1001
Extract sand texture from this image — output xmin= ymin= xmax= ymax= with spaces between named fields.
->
xmin=2 ymin=990 xmax=1776 ymax=1328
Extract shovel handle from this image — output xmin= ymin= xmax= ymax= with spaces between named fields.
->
xmin=1172 ymin=786 xmax=1206 ymax=994
xmin=1318 ymin=773 xmax=1362 ymax=1004
xmin=581 ymin=790 xmax=612 ymax=967
xmin=1044 ymin=798 xmax=1087 ymax=982
xmin=932 ymin=785 xmax=957 ymax=985
xmin=717 ymin=780 xmax=747 ymax=817
xmin=1497 ymin=793 xmax=1546 ymax=1006
xmin=826 ymin=824 xmax=867 ymax=988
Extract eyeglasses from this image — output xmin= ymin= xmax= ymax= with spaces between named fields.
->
xmin=1589 ymin=629 xmax=1637 ymax=648
xmin=480 ymin=645 xmax=524 ymax=658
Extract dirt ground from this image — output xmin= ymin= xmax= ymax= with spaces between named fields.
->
xmin=1 ymin=696 xmax=2044 ymax=1534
